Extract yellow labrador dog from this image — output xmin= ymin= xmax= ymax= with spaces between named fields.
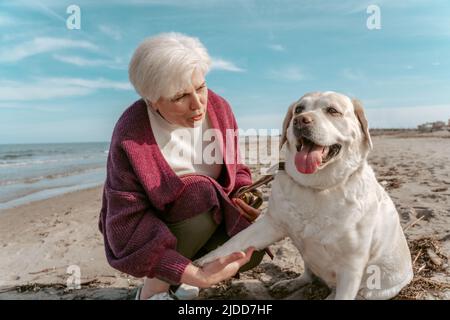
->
xmin=196 ymin=92 xmax=413 ymax=300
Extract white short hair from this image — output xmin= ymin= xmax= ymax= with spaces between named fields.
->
xmin=129 ymin=32 xmax=211 ymax=102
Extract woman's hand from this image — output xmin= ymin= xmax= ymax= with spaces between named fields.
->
xmin=232 ymin=198 xmax=261 ymax=222
xmin=180 ymin=247 xmax=255 ymax=288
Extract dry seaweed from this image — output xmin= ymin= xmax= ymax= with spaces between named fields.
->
xmin=396 ymin=237 xmax=450 ymax=299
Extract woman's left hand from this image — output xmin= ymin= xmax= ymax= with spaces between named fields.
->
xmin=232 ymin=198 xmax=261 ymax=222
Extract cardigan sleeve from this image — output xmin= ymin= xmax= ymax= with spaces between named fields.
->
xmin=101 ymin=141 xmax=191 ymax=285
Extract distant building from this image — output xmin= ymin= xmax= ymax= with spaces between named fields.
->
xmin=418 ymin=123 xmax=433 ymax=132
xmin=418 ymin=120 xmax=450 ymax=132
xmin=432 ymin=121 xmax=446 ymax=130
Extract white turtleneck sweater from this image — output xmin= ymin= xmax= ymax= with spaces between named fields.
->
xmin=146 ymin=104 xmax=223 ymax=179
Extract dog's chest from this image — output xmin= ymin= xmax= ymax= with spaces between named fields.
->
xmin=269 ymin=172 xmax=378 ymax=284
xmin=270 ymin=174 xmax=363 ymax=241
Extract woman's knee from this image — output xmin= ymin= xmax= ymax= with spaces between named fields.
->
xmin=166 ymin=210 xmax=218 ymax=259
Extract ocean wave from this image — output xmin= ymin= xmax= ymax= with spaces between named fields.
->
xmin=0 ymin=147 xmax=109 ymax=162
xmin=0 ymin=153 xmax=34 ymax=160
xmin=0 ymin=155 xmax=107 ymax=168
xmin=0 ymin=166 xmax=105 ymax=186
xmin=0 ymin=158 xmax=62 ymax=168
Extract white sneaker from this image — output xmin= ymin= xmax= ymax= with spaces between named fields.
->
xmin=135 ymin=287 xmax=175 ymax=300
xmin=173 ymin=284 xmax=200 ymax=300
xmin=148 ymin=292 xmax=175 ymax=300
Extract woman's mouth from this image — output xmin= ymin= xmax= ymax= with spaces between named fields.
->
xmin=191 ymin=113 xmax=203 ymax=121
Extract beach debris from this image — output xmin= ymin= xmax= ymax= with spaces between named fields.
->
xmin=14 ymin=279 xmax=100 ymax=294
xmin=412 ymin=207 xmax=435 ymax=221
xmin=396 ymin=237 xmax=450 ymax=299
xmin=28 ymin=266 xmax=61 ymax=275
xmin=432 ymin=187 xmax=448 ymax=193
xmin=379 ymin=178 xmax=402 ymax=190
xmin=403 ymin=215 xmax=425 ymax=232
xmin=427 ymin=248 xmax=443 ymax=267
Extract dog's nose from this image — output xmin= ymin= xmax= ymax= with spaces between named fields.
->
xmin=294 ymin=115 xmax=313 ymax=126
xmin=301 ymin=115 xmax=313 ymax=124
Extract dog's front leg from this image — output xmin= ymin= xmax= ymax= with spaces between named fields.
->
xmin=334 ymin=264 xmax=365 ymax=300
xmin=195 ymin=214 xmax=285 ymax=266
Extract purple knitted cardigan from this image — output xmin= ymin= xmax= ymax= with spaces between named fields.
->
xmin=98 ymin=90 xmax=253 ymax=285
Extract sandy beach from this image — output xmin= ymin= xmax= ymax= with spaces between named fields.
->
xmin=1 ymin=130 xmax=449 ymax=300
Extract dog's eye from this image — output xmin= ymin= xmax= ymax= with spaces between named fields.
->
xmin=295 ymin=105 xmax=304 ymax=114
xmin=327 ymin=107 xmax=340 ymax=115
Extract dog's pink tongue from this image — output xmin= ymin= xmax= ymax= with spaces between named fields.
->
xmin=295 ymin=144 xmax=323 ymax=174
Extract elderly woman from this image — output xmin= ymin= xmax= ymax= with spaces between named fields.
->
xmin=98 ymin=33 xmax=266 ymax=300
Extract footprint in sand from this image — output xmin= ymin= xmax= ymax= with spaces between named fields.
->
xmin=432 ymin=187 xmax=448 ymax=193
xmin=413 ymin=207 xmax=435 ymax=221
xmin=398 ymin=206 xmax=414 ymax=222
xmin=38 ymin=232 xmax=49 ymax=238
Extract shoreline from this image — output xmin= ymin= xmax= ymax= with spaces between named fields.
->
xmin=0 ymin=181 xmax=105 ymax=212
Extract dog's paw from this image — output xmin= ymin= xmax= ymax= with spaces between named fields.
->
xmin=194 ymin=255 xmax=214 ymax=267
xmin=270 ymin=277 xmax=311 ymax=297
xmin=325 ymin=290 xmax=336 ymax=300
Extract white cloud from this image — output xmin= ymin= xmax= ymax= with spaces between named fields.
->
xmin=211 ymin=58 xmax=245 ymax=72
xmin=268 ymin=66 xmax=304 ymax=81
xmin=0 ymin=102 xmax=67 ymax=112
xmin=33 ymin=0 xmax=66 ymax=22
xmin=0 ymin=80 xmax=93 ymax=101
xmin=52 ymin=54 xmax=126 ymax=69
xmin=99 ymin=24 xmax=122 ymax=40
xmin=52 ymin=54 xmax=107 ymax=67
xmin=44 ymin=77 xmax=132 ymax=90
xmin=0 ymin=37 xmax=98 ymax=63
xmin=0 ymin=77 xmax=131 ymax=101
xmin=268 ymin=44 xmax=285 ymax=52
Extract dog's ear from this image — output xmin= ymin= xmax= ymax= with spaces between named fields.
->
xmin=352 ymin=99 xmax=373 ymax=150
xmin=280 ymin=102 xmax=296 ymax=150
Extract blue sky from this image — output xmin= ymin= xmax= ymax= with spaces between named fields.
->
xmin=1 ymin=0 xmax=449 ymax=144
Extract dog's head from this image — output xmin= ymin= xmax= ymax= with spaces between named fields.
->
xmin=280 ymin=91 xmax=372 ymax=188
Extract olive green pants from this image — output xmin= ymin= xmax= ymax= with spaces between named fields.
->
xmin=166 ymin=210 xmax=265 ymax=273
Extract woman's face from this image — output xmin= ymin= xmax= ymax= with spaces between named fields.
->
xmin=151 ymin=69 xmax=208 ymax=128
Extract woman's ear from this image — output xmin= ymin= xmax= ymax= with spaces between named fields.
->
xmin=145 ymin=98 xmax=158 ymax=111
xmin=352 ymin=98 xmax=373 ymax=150
xmin=280 ymin=102 xmax=296 ymax=150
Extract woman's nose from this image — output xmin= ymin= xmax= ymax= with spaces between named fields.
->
xmin=190 ymin=92 xmax=203 ymax=110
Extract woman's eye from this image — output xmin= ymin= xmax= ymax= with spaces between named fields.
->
xmin=172 ymin=95 xmax=185 ymax=102
xmin=295 ymin=106 xmax=304 ymax=114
